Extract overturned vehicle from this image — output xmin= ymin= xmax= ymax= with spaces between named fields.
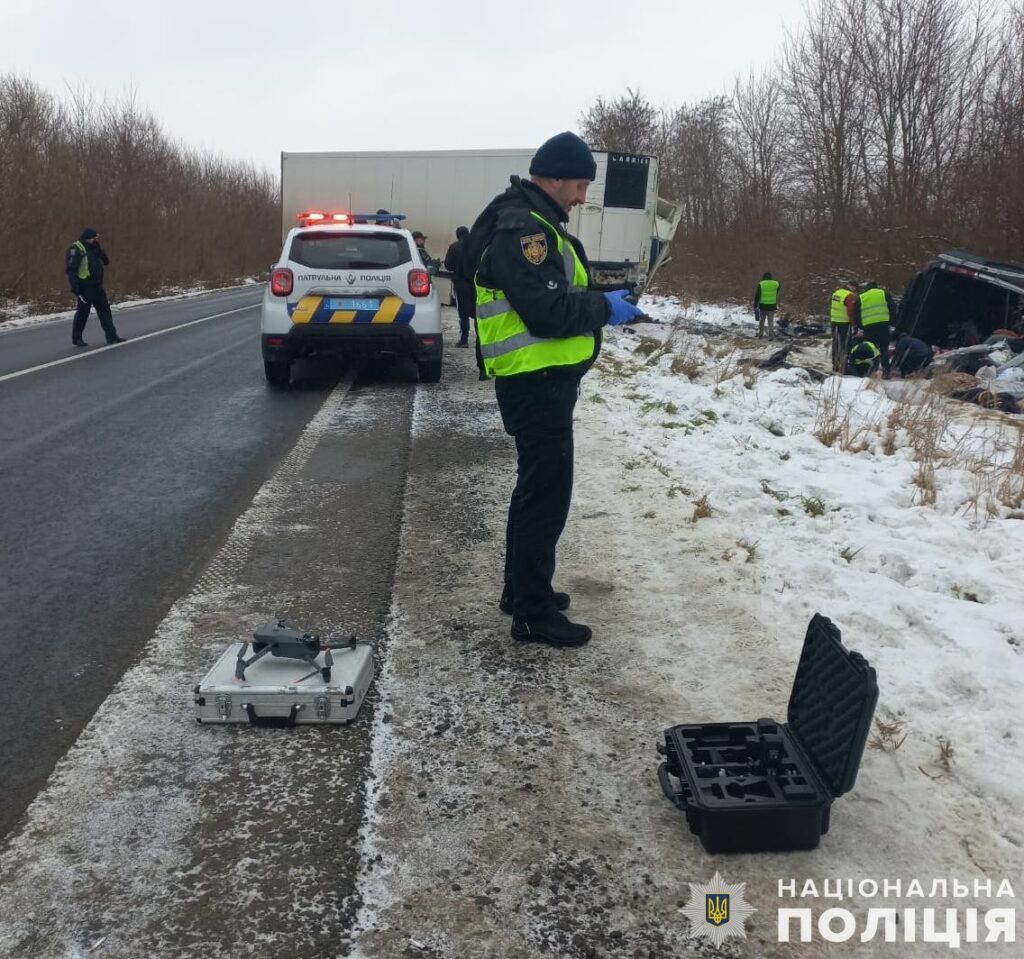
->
xmin=898 ymin=249 xmax=1024 ymax=348
xmin=898 ymin=250 xmax=1024 ymax=413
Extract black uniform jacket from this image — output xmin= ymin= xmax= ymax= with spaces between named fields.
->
xmin=66 ymin=242 xmax=109 ymax=291
xmin=466 ymin=177 xmax=609 ymax=378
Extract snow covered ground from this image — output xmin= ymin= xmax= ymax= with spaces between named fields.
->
xmin=351 ymin=296 xmax=1023 ymax=956
xmin=0 ymin=294 xmax=1019 ymax=956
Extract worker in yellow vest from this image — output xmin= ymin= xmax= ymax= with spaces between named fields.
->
xmin=829 ymin=281 xmax=859 ymax=373
xmin=855 ymin=281 xmax=898 ymax=377
xmin=753 ymin=272 xmax=780 ymax=340
xmin=65 ymin=227 xmax=126 ymax=347
xmin=467 ymin=132 xmax=641 ymax=648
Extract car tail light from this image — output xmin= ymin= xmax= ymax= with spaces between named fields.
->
xmin=270 ymin=268 xmax=293 ymax=297
xmin=408 ymin=269 xmax=431 ymax=297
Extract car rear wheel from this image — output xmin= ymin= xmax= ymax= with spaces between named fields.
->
xmin=417 ymin=357 xmax=442 ymax=383
xmin=264 ymin=359 xmax=291 ymax=388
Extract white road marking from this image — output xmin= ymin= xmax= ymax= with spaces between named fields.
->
xmin=0 ymin=304 xmax=258 ymax=384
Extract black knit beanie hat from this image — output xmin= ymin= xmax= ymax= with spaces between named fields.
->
xmin=529 ymin=132 xmax=597 ymax=180
xmin=80 ymin=227 xmax=99 ymax=240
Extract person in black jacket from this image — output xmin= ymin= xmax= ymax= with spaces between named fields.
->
xmin=444 ymin=226 xmax=474 ymax=347
xmin=892 ymin=331 xmax=933 ymax=377
xmin=65 ymin=228 xmax=125 ymax=347
xmin=466 ymin=131 xmax=641 ymax=647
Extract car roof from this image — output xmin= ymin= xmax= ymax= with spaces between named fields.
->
xmin=938 ymin=249 xmax=1024 ymax=294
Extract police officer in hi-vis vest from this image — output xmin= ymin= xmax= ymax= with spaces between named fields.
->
xmin=829 ymin=281 xmax=859 ymax=373
xmin=467 ymin=132 xmax=642 ymax=647
xmin=855 ymin=281 xmax=898 ymax=378
xmin=65 ymin=227 xmax=125 ymax=347
xmin=753 ymin=272 xmax=780 ymax=339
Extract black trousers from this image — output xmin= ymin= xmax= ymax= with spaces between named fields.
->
xmin=495 ymin=372 xmax=579 ymax=618
xmin=862 ymin=323 xmax=891 ymax=374
xmin=454 ymin=281 xmax=474 ymax=342
xmin=72 ymin=286 xmax=118 ymax=342
xmin=831 ymin=324 xmax=851 ymax=372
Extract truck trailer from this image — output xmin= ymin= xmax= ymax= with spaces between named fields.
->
xmin=280 ymin=149 xmax=680 ymax=291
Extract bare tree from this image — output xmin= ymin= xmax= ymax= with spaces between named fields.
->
xmin=782 ymin=0 xmax=867 ymax=236
xmin=578 ymin=88 xmax=663 ymax=155
xmin=732 ymin=69 xmax=790 ymax=229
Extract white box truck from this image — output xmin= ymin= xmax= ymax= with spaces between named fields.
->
xmin=280 ymin=149 xmax=680 ymax=290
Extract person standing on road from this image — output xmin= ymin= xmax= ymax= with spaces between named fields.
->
xmin=444 ymin=226 xmax=474 ymax=348
xmin=467 ymin=131 xmax=641 ymax=648
xmin=66 ymin=228 xmax=125 ymax=347
xmin=855 ymin=281 xmax=897 ymax=378
xmin=829 ymin=281 xmax=859 ymax=373
xmin=753 ymin=272 xmax=780 ymax=340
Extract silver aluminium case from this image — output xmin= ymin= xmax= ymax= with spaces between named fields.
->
xmin=194 ymin=642 xmax=374 ymax=725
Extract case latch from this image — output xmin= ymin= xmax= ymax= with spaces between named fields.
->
xmin=315 ymin=696 xmax=331 ymax=720
xmin=216 ymin=694 xmax=232 ymax=719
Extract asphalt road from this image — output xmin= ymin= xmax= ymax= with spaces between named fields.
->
xmin=0 ymin=288 xmax=338 ymax=836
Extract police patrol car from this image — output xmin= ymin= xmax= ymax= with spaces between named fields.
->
xmin=260 ymin=212 xmax=443 ymax=386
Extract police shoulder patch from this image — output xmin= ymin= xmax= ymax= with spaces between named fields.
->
xmin=520 ymin=232 xmax=547 ymax=265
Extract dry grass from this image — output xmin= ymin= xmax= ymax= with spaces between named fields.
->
xmin=937 ymin=737 xmax=955 ymax=771
xmin=634 ymin=336 xmax=661 ymax=358
xmin=995 ymin=428 xmax=1024 ymax=508
xmin=737 ymin=538 xmax=759 ymax=562
xmin=801 ymin=495 xmax=826 ymax=516
xmin=711 ymin=350 xmax=740 ymax=393
xmin=811 ymin=377 xmax=875 ymax=451
xmin=670 ymin=345 xmax=702 ymax=380
xmin=691 ymin=494 xmax=714 ymax=522
xmin=869 ymin=718 xmax=908 ymax=752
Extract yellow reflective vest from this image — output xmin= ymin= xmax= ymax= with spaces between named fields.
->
xmin=71 ymin=240 xmax=91 ymax=281
xmin=757 ymin=279 xmax=779 ymax=306
xmin=475 ymin=212 xmax=594 ymax=378
xmin=859 ymin=287 xmax=891 ymax=327
xmin=830 ymin=288 xmax=853 ymax=324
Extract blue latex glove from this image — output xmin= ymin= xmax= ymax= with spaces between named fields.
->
xmin=603 ymin=289 xmax=643 ymax=326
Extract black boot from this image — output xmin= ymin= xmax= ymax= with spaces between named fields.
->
xmin=72 ymin=339 xmax=88 ymax=348
xmin=511 ymin=611 xmax=591 ymax=647
xmin=499 ymin=586 xmax=570 ymax=616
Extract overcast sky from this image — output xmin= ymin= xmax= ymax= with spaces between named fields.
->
xmin=4 ymin=0 xmax=810 ymax=175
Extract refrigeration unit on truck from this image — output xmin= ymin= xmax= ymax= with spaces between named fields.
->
xmin=280 ymin=149 xmax=681 ymax=290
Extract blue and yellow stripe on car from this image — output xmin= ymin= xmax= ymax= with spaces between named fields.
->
xmin=288 ymin=295 xmax=414 ymax=325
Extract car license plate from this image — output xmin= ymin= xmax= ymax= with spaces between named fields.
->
xmin=325 ymin=297 xmax=380 ymax=311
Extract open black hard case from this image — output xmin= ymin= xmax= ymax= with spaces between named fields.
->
xmin=658 ymin=614 xmax=878 ymax=853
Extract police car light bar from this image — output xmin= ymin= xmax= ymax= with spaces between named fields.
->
xmin=296 ymin=210 xmax=352 ymax=226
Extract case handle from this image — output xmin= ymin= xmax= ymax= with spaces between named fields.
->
xmin=657 ymin=762 xmax=688 ymax=811
xmin=242 ymin=703 xmax=302 ymax=727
